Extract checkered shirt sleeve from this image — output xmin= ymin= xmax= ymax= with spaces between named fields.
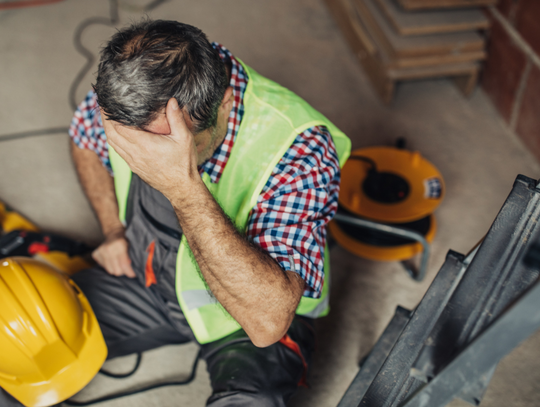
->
xmin=68 ymin=90 xmax=111 ymax=173
xmin=247 ymin=126 xmax=341 ymax=299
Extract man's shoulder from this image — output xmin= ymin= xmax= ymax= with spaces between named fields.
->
xmin=77 ymin=90 xmax=99 ymax=116
xmin=261 ymin=125 xmax=340 ymax=199
xmin=280 ymin=125 xmax=339 ymax=171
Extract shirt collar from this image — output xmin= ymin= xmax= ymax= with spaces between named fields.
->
xmin=197 ymin=43 xmax=248 ymax=183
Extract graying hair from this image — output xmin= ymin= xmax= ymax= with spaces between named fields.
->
xmin=94 ymin=19 xmax=228 ymax=133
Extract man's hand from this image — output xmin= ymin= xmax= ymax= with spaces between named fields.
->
xmin=92 ymin=228 xmax=136 ymax=278
xmin=70 ymin=141 xmax=136 ymax=278
xmin=102 ymin=98 xmax=200 ymax=201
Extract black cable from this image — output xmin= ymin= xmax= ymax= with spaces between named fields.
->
xmin=0 ymin=0 xmax=166 ymax=145
xmin=0 ymin=1 xmax=119 ymax=143
xmin=63 ymin=349 xmax=201 ymax=406
xmin=348 ymin=155 xmax=378 ymax=172
xmin=63 ymin=337 xmax=253 ymax=406
xmin=69 ymin=0 xmax=170 ymax=111
xmin=144 ymin=0 xmax=168 ymax=10
xmin=68 ymin=0 xmax=119 ymax=111
xmin=98 ymin=353 xmax=142 ymax=379
xmin=119 ymin=0 xmax=168 ymax=12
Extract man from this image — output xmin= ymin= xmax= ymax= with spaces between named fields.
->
xmin=69 ymin=19 xmax=350 ymax=406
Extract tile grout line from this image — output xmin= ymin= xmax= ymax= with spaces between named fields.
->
xmin=488 ymin=6 xmax=540 ymax=71
xmin=509 ymin=59 xmax=532 ymax=131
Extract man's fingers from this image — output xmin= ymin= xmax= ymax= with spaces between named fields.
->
xmin=165 ymin=97 xmax=190 ymax=138
xmin=107 ymin=135 xmax=134 ymax=166
xmin=91 ymin=248 xmax=102 ymax=266
xmin=92 ymin=248 xmax=120 ymax=276
xmin=106 ymin=132 xmax=126 ymax=155
xmin=101 ymin=110 xmax=136 ymax=164
xmin=119 ymin=256 xmax=136 ymax=278
xmin=92 ymin=237 xmax=136 ymax=278
xmin=110 ymin=250 xmax=135 ymax=278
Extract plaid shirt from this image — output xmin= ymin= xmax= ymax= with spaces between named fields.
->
xmin=69 ymin=43 xmax=340 ymax=299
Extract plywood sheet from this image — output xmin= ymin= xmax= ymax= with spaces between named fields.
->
xmin=331 ymin=0 xmax=486 ymax=70
xmin=355 ymin=0 xmax=485 ymax=58
xmin=324 ymin=0 xmax=480 ymax=102
xmin=377 ymin=0 xmax=490 ymax=35
xmin=397 ymin=0 xmax=497 ymax=10
xmin=392 ymin=50 xmax=485 ymax=68
xmin=388 ymin=61 xmax=479 ymax=80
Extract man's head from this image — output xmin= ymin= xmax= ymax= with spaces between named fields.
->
xmin=94 ymin=19 xmax=229 ymax=135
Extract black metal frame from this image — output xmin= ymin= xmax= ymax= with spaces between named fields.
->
xmin=338 ymin=175 xmax=540 ymax=407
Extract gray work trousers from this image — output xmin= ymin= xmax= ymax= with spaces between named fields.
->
xmin=71 ymin=267 xmax=315 ymax=407
xmin=72 ymin=174 xmax=316 ymax=406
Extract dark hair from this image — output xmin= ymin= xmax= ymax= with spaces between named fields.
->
xmin=94 ymin=19 xmax=228 ymax=133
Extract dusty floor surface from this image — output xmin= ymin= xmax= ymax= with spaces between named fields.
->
xmin=0 ymin=0 xmax=539 ymax=406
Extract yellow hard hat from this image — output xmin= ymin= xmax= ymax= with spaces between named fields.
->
xmin=0 ymin=257 xmax=107 ymax=407
xmin=0 ymin=201 xmax=39 ymax=233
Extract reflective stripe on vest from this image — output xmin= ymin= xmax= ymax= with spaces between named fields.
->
xmin=109 ymin=60 xmax=351 ymax=344
xmin=183 ymin=289 xmax=216 ymax=310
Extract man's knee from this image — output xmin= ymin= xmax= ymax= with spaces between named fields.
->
xmin=202 ymin=324 xmax=313 ymax=407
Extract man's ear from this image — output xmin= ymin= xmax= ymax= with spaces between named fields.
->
xmin=221 ymin=86 xmax=234 ymax=111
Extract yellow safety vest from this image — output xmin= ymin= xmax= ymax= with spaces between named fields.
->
xmin=109 ymin=60 xmax=351 ymax=344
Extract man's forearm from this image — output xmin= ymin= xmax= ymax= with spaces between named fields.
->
xmin=70 ymin=141 xmax=122 ymax=235
xmin=101 ymin=98 xmax=305 ymax=343
xmin=71 ymin=141 xmax=136 ymax=278
xmin=169 ymin=178 xmax=305 ymax=348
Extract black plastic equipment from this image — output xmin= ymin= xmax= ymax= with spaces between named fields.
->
xmin=338 ymin=174 xmax=540 ymax=407
xmin=0 ymin=230 xmax=93 ymax=259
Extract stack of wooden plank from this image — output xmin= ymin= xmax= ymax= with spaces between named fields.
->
xmin=325 ymin=0 xmax=496 ymax=103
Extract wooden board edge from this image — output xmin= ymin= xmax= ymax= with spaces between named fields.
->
xmin=398 ymin=0 xmax=496 ymax=11
xmin=398 ymin=20 xmax=491 ymax=36
xmin=393 ymin=50 xmax=486 ymax=69
xmin=388 ymin=62 xmax=480 ymax=80
xmin=375 ymin=0 xmax=490 ymax=36
xmin=324 ymin=0 xmax=482 ymax=102
xmin=376 ymin=0 xmax=490 ymax=35
xmin=358 ymin=0 xmax=486 ymax=59
xmin=323 ymin=0 xmax=396 ymax=103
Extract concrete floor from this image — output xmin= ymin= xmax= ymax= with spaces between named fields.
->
xmin=1 ymin=0 xmax=539 ymax=406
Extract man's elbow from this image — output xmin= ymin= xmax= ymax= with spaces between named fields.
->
xmin=250 ymin=332 xmax=283 ymax=348
xmin=247 ymin=317 xmax=293 ymax=348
